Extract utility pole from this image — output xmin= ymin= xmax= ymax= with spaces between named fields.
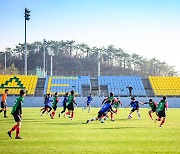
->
xmin=24 ymin=8 xmax=30 ymax=75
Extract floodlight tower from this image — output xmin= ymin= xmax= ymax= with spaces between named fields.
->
xmin=4 ymin=51 xmax=6 ymax=74
xmin=47 ymin=46 xmax=54 ymax=76
xmin=98 ymin=50 xmax=101 ymax=96
xmin=98 ymin=51 xmax=101 ymax=77
xmin=24 ymin=8 xmax=30 ymax=75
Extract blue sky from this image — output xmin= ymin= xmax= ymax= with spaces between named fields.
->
xmin=0 ymin=0 xmax=180 ymax=72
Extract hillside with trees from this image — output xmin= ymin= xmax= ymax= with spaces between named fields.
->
xmin=0 ymin=40 xmax=177 ymax=77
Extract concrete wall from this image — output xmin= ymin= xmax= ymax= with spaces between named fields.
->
xmin=6 ymin=96 xmax=180 ymax=108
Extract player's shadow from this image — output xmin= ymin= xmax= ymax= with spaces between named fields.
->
xmin=0 ymin=118 xmax=46 ymax=123
xmin=22 ymin=118 xmax=48 ymax=123
xmin=44 ymin=122 xmax=82 ymax=126
xmin=115 ymin=119 xmax=131 ymax=121
xmin=99 ymin=126 xmax=146 ymax=129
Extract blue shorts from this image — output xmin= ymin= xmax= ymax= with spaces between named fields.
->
xmin=45 ymin=105 xmax=51 ymax=108
xmin=97 ymin=112 xmax=106 ymax=118
xmin=131 ymin=107 xmax=139 ymax=112
xmin=87 ymin=102 xmax=91 ymax=106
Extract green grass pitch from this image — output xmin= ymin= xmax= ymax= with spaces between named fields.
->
xmin=0 ymin=107 xmax=180 ymax=153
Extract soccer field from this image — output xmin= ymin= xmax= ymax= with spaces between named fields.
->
xmin=0 ymin=108 xmax=180 ymax=154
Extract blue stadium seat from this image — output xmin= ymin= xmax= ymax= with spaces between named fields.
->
xmin=98 ymin=76 xmax=146 ymax=96
xmin=44 ymin=76 xmax=90 ymax=96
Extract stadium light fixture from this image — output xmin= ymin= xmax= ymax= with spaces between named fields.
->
xmin=24 ymin=7 xmax=30 ymax=75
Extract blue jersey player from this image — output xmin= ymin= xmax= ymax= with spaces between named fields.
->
xmin=40 ymin=94 xmax=52 ymax=116
xmin=125 ymin=97 xmax=143 ymax=119
xmin=82 ymin=94 xmax=93 ymax=113
xmin=86 ymin=100 xmax=116 ymax=123
xmin=59 ymin=92 xmax=69 ymax=118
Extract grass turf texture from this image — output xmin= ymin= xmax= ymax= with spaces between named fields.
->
xmin=0 ymin=108 xmax=180 ymax=154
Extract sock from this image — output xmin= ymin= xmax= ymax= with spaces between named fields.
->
xmin=100 ymin=115 xmax=104 ymax=119
xmin=115 ymin=109 xmax=118 ymax=113
xmin=149 ymin=113 xmax=152 ymax=119
xmin=91 ymin=118 xmax=96 ymax=122
xmin=16 ymin=126 xmax=20 ymax=137
xmin=71 ymin=112 xmax=74 ymax=118
xmin=51 ymin=111 xmax=55 ymax=117
xmin=160 ymin=119 xmax=165 ymax=126
xmin=66 ymin=112 xmax=70 ymax=115
xmin=0 ymin=109 xmax=2 ymax=113
xmin=4 ymin=110 xmax=7 ymax=117
xmin=128 ymin=114 xmax=132 ymax=118
xmin=104 ymin=117 xmax=108 ymax=121
xmin=88 ymin=108 xmax=90 ymax=113
xmin=138 ymin=113 xmax=141 ymax=118
xmin=110 ymin=113 xmax=113 ymax=120
xmin=158 ymin=118 xmax=161 ymax=121
xmin=10 ymin=125 xmax=17 ymax=133
xmin=100 ymin=118 xmax=104 ymax=123
xmin=42 ymin=109 xmax=46 ymax=114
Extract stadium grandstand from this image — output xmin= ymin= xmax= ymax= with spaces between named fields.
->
xmin=149 ymin=76 xmax=180 ymax=96
xmin=43 ymin=76 xmax=90 ymax=96
xmin=98 ymin=76 xmax=146 ymax=96
xmin=0 ymin=75 xmax=38 ymax=95
xmin=0 ymin=75 xmax=180 ymax=97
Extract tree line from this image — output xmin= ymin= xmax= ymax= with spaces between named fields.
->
xmin=0 ymin=40 xmax=177 ymax=77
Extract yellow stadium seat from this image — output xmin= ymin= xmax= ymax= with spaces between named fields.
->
xmin=149 ymin=76 xmax=180 ymax=96
xmin=0 ymin=75 xmax=38 ymax=95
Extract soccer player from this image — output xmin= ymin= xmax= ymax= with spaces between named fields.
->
xmin=125 ymin=97 xmax=143 ymax=119
xmin=7 ymin=89 xmax=26 ymax=139
xmin=59 ymin=92 xmax=68 ymax=118
xmin=109 ymin=97 xmax=123 ymax=121
xmin=0 ymin=89 xmax=8 ymax=118
xmin=113 ymin=97 xmax=122 ymax=113
xmin=50 ymin=92 xmax=60 ymax=119
xmin=82 ymin=93 xmax=93 ymax=113
xmin=86 ymin=100 xmax=116 ymax=123
xmin=102 ymin=92 xmax=116 ymax=104
xmin=40 ymin=95 xmax=46 ymax=113
xmin=66 ymin=90 xmax=77 ymax=120
xmin=143 ymin=98 xmax=157 ymax=120
xmin=41 ymin=94 xmax=52 ymax=116
xmin=154 ymin=96 xmax=168 ymax=127
xmin=101 ymin=92 xmax=117 ymax=121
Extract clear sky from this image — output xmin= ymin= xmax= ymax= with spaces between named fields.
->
xmin=0 ymin=0 xmax=180 ymax=73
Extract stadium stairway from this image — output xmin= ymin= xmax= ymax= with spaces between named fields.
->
xmin=142 ymin=78 xmax=154 ymax=97
xmin=34 ymin=78 xmax=46 ymax=96
xmin=90 ymin=78 xmax=99 ymax=96
xmin=90 ymin=78 xmax=108 ymax=96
